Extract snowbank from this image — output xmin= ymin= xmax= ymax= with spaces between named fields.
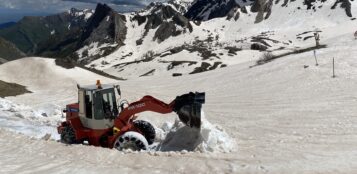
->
xmin=156 ymin=112 xmax=235 ymax=153
xmin=0 ymin=98 xmax=63 ymax=140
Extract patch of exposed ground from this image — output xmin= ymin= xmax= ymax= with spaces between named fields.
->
xmin=189 ymin=62 xmax=223 ymax=74
xmin=0 ymin=80 xmax=32 ymax=98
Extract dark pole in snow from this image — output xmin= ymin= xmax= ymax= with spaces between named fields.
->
xmin=314 ymin=32 xmax=320 ymax=47
xmin=332 ymin=57 xmax=336 ymax=78
xmin=314 ymin=50 xmax=318 ymax=66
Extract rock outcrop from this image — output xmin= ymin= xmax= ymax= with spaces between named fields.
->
xmin=185 ymin=0 xmax=241 ymax=21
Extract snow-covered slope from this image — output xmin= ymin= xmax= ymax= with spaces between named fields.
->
xmin=0 ymin=57 xmax=117 ymax=139
xmin=1 ymin=29 xmax=357 ymax=172
xmin=0 ymin=57 xmax=116 ymax=108
xmin=1 ymin=1 xmax=357 ymax=173
xmin=0 ymin=57 xmax=233 ymax=151
xmin=85 ymin=0 xmax=356 ymax=79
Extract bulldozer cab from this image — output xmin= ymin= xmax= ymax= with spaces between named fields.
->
xmin=78 ymin=84 xmax=119 ymax=129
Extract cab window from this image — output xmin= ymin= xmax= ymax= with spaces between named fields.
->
xmin=85 ymin=91 xmax=93 ymax=119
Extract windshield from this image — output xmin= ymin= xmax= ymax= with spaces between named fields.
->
xmin=94 ymin=89 xmax=118 ymax=120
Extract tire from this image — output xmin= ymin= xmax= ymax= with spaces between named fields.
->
xmin=60 ymin=125 xmax=77 ymax=144
xmin=133 ymin=120 xmax=156 ymax=145
xmin=113 ymin=131 xmax=149 ymax=151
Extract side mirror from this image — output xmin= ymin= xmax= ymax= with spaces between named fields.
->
xmin=115 ymin=85 xmax=121 ymax=96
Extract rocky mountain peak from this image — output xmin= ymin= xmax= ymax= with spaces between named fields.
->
xmin=75 ymin=3 xmax=127 ymax=63
xmin=167 ymin=0 xmax=195 ymax=13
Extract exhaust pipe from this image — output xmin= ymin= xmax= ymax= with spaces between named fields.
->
xmin=173 ymin=92 xmax=205 ymax=128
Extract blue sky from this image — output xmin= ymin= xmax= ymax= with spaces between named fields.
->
xmin=0 ymin=0 xmax=166 ymax=23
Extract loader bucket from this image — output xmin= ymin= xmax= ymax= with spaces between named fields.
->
xmin=173 ymin=92 xmax=205 ymax=128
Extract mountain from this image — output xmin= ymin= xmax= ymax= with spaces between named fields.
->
xmin=0 ymin=1 xmax=355 ymax=78
xmin=86 ymin=0 xmax=356 ymax=79
xmin=72 ymin=2 xmax=194 ymax=65
xmin=75 ymin=3 xmax=127 ymax=64
xmin=184 ymin=0 xmax=354 ymax=22
xmin=0 ymin=22 xmax=16 ymax=29
xmin=0 ymin=8 xmax=93 ymax=58
xmin=0 ymin=37 xmax=26 ymax=63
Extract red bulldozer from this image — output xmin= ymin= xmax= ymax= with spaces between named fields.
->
xmin=58 ymin=80 xmax=205 ymax=151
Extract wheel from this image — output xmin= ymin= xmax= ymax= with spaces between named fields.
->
xmin=134 ymin=120 xmax=156 ymax=145
xmin=60 ymin=125 xmax=77 ymax=144
xmin=113 ymin=131 xmax=149 ymax=151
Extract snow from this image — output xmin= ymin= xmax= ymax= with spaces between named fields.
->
xmin=2 ymin=30 xmax=357 ymax=172
xmin=0 ymin=57 xmax=235 ymax=153
xmin=0 ymin=57 xmax=116 ymax=107
xmin=1 ymin=2 xmax=357 ymax=173
xmin=68 ymin=8 xmax=94 ymax=21
xmin=0 ymin=98 xmax=62 ymax=140
xmin=0 ymin=57 xmax=118 ymax=139
xmin=157 ymin=112 xmax=235 ymax=153
xmin=84 ymin=9 xmax=94 ymax=20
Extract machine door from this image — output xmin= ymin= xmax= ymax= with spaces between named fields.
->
xmin=78 ymin=90 xmax=93 ymax=129
xmin=94 ymin=89 xmax=118 ymax=120
xmin=86 ymin=89 xmax=116 ymax=129
xmin=78 ymin=90 xmax=86 ymax=118
xmin=78 ymin=89 xmax=115 ymax=130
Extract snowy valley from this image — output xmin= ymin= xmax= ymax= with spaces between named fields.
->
xmin=0 ymin=0 xmax=357 ymax=173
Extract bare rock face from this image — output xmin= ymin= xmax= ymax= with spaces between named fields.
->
xmin=0 ymin=37 xmax=26 ymax=61
xmin=132 ymin=3 xmax=193 ymax=43
xmin=226 ymin=7 xmax=241 ymax=21
xmin=79 ymin=4 xmax=115 ymax=46
xmin=251 ymin=0 xmax=273 ymax=23
xmin=78 ymin=4 xmax=126 ymax=47
xmin=251 ymin=43 xmax=268 ymax=51
xmin=332 ymin=0 xmax=352 ymax=17
xmin=185 ymin=0 xmax=241 ymax=21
